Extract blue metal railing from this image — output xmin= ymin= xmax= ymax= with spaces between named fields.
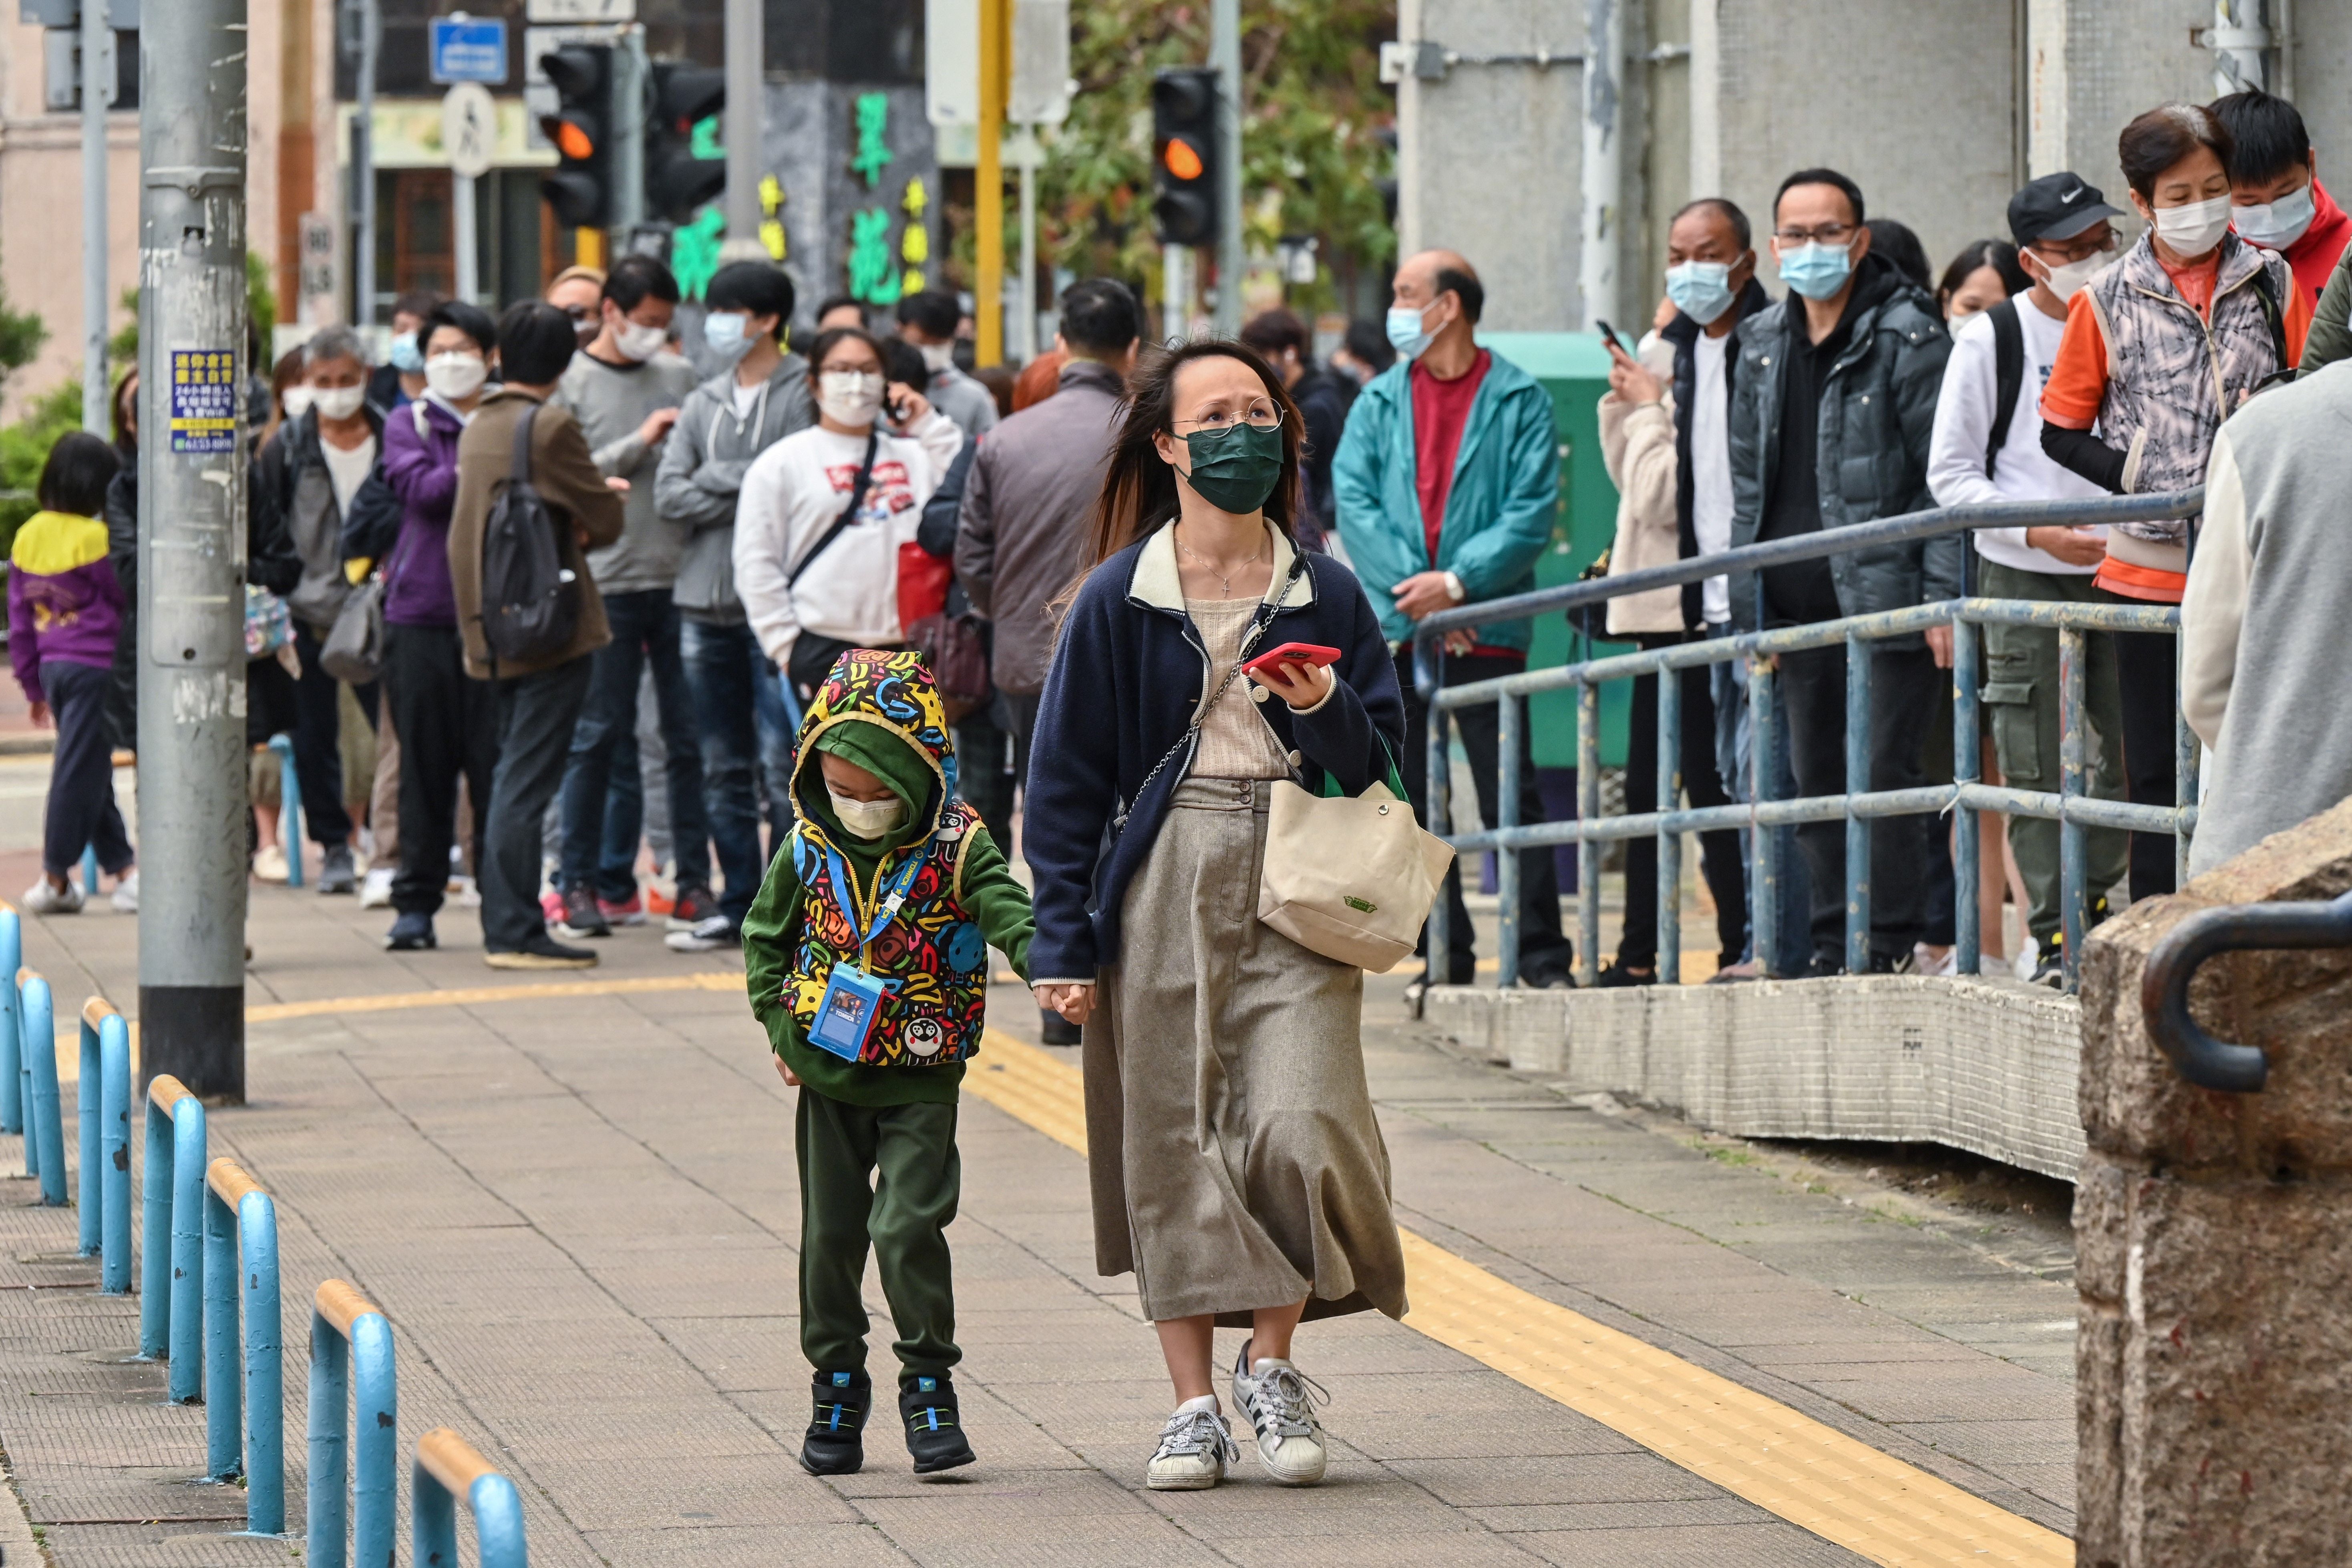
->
xmin=203 ymin=1158 xmax=285 ymax=1534
xmin=20 ymin=970 xmax=64 ymax=1204
xmin=0 ymin=912 xmax=19 ymax=1139
xmin=267 ymin=733 xmax=306 ymax=888
xmin=415 ymin=1426 xmax=529 ymax=1568
xmin=1411 ymin=490 xmax=2204 ymax=992
xmin=310 ymin=1277 xmax=399 ymax=1568
xmin=141 ymin=1073 xmax=206 ymax=1397
xmin=78 ymin=997 xmax=132 ymax=1292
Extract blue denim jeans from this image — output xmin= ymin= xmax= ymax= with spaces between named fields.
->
xmin=557 ymin=589 xmax=711 ymax=902
xmin=682 ymin=616 xmax=797 ymax=928
xmin=1712 ymin=650 xmax=1813 ymax=976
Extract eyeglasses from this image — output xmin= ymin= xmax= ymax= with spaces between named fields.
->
xmin=2029 ymin=233 xmax=2114 ymax=265
xmin=1773 ymin=222 xmax=1857 ymax=245
xmin=1172 ymin=401 xmax=1282 ymax=433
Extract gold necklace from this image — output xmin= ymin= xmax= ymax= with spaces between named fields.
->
xmin=1174 ymin=526 xmax=1265 ymax=598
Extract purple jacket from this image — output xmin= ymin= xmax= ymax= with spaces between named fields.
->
xmin=8 ymin=510 xmax=123 ymax=703
xmin=379 ymin=397 xmax=468 ymax=628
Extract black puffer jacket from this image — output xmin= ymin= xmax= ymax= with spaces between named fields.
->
xmin=1660 ymin=274 xmax=1773 ymax=630
xmin=1726 ymin=252 xmax=1954 ymax=637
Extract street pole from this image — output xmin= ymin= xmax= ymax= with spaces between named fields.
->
xmin=610 ymin=26 xmax=647 ymax=241
xmin=1579 ymin=0 xmax=1622 ymax=332
xmin=723 ymin=0 xmax=763 ymax=247
xmin=80 ymin=0 xmax=109 ymax=433
xmin=1161 ymin=243 xmax=1188 ymax=342
xmin=975 ymin=0 xmax=1006 ymax=365
xmin=452 ymin=173 xmax=478 ymax=303
xmin=1209 ymin=0 xmax=1241 ymax=335
xmin=137 ymin=0 xmax=250 ymax=1101
xmin=1016 ymin=147 xmax=1037 ymax=362
xmin=351 ymin=0 xmax=378 ymax=326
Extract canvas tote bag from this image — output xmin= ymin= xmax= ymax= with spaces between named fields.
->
xmin=1258 ymin=754 xmax=1453 ymax=971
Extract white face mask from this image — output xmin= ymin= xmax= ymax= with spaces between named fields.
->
xmin=424 ymin=352 xmax=489 ymax=401
xmin=281 ymin=386 xmax=316 ymax=419
xmin=916 ymin=341 xmax=955 ymax=374
xmin=311 ymin=385 xmax=366 ymax=421
xmin=817 ymin=370 xmax=885 ymax=427
xmin=613 ymin=319 xmax=669 ymax=362
xmin=2031 ymin=246 xmax=2115 ymax=303
xmin=2233 ymin=182 xmax=2317 ymax=251
xmin=2152 ymin=194 xmax=2231 ymax=257
xmin=827 ymin=789 xmax=906 ymax=839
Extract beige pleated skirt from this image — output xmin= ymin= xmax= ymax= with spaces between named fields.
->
xmin=1083 ymin=775 xmax=1409 ymax=1326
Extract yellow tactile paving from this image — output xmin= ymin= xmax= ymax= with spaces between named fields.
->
xmin=70 ymin=975 xmax=2067 ymax=1565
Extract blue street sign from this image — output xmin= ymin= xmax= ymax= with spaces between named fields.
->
xmin=429 ymin=15 xmax=508 ymax=85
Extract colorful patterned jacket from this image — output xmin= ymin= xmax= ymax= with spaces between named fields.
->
xmin=8 ymin=511 xmax=123 ymax=704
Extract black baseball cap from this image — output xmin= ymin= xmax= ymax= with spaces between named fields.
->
xmin=2008 ymin=172 xmax=2125 ymax=247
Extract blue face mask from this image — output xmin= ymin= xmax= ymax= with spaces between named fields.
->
xmin=1385 ymin=303 xmax=1435 ymax=360
xmin=389 ymin=332 xmax=424 ymax=374
xmin=1776 ymin=242 xmax=1854 ymax=301
xmin=703 ymin=311 xmax=753 ymax=361
xmin=1664 ymin=261 xmax=1736 ymax=326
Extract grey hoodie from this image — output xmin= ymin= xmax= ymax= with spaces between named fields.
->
xmin=555 ymin=348 xmax=702 ymax=595
xmin=653 ymin=354 xmax=817 ymax=623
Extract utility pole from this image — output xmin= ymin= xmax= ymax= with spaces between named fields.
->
xmin=609 ymin=26 xmax=648 ymax=241
xmin=1579 ymin=0 xmax=1622 ymax=332
xmin=723 ymin=0 xmax=763 ymax=249
xmin=1209 ymin=0 xmax=1241 ymax=335
xmin=137 ymin=0 xmax=249 ymax=1100
xmin=975 ymin=0 xmax=1006 ymax=364
xmin=1015 ymin=137 xmax=1037 ymax=362
xmin=349 ymin=0 xmax=379 ymax=326
xmin=80 ymin=0 xmax=110 ymax=433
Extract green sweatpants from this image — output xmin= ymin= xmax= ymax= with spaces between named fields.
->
xmin=795 ymin=1088 xmax=961 ymax=1383
xmin=1977 ymin=559 xmax=2130 ymax=945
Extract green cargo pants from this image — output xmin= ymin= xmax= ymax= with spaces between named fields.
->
xmin=796 ymin=1089 xmax=961 ymax=1383
xmin=1977 ymin=559 xmax=2130 ymax=947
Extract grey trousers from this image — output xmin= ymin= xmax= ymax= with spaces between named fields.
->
xmin=483 ymin=655 xmax=594 ymax=951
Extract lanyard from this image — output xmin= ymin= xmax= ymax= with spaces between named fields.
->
xmin=823 ymin=841 xmax=926 ymax=956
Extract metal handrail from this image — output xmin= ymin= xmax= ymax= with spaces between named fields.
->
xmin=2138 ymin=890 xmax=2352 ymax=1093
xmin=310 ymin=1278 xmax=398 ymax=1568
xmin=1412 ymin=490 xmax=2207 ymax=990
xmin=414 ymin=1427 xmax=529 ymax=1568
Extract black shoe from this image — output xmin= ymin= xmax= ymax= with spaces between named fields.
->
xmin=1594 ymin=962 xmax=1654 ymax=988
xmin=1865 ymin=949 xmax=1913 ymax=976
xmin=318 ymin=844 xmax=358 ymax=895
xmin=802 ymin=1369 xmax=871 ymax=1475
xmin=1040 ymin=1011 xmax=1081 ymax=1047
xmin=553 ymin=884 xmax=610 ymax=940
xmin=1799 ymin=954 xmax=1844 ymax=978
xmin=483 ymin=934 xmax=599 ymax=971
xmin=2031 ymin=933 xmax=2065 ymax=987
xmin=1518 ymin=958 xmax=1577 ymax=990
xmin=384 ymin=912 xmax=437 ymax=951
xmin=901 ymin=1374 xmax=976 ymax=1473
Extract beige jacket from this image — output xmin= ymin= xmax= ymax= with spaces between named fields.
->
xmin=1597 ymin=362 xmax=1686 ymax=636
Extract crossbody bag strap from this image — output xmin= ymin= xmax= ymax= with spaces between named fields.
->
xmin=789 ymin=430 xmax=882 ymax=588
xmin=510 ymin=401 xmax=538 ymax=484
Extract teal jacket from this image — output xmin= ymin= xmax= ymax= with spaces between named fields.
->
xmin=1330 ymin=348 xmax=1560 ymax=652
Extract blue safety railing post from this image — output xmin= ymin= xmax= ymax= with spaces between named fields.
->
xmin=0 ymin=913 xmax=20 ymax=1137
xmin=269 ymin=734 xmax=306 ymax=889
xmin=23 ymin=976 xmax=63 ymax=1205
xmin=168 ymin=1095 xmax=205 ymax=1402
xmin=99 ymin=1015 xmax=130 ymax=1293
xmin=2174 ymin=626 xmax=2199 ymax=887
xmin=140 ymin=1083 xmax=177 ymax=1357
xmin=1952 ymin=614 xmax=1982 ymax=975
xmin=77 ymin=1005 xmax=102 ymax=1254
xmin=354 ymin=1312 xmax=397 ymax=1562
xmin=2058 ymin=627 xmax=2088 ymax=994
xmin=1656 ymin=660 xmax=1682 ymax=986
xmin=203 ymin=1182 xmax=242 ymax=1478
xmin=1749 ymin=655 xmax=1779 ymax=978
xmin=1576 ymin=679 xmax=1601 ymax=988
xmin=1843 ymin=636 xmax=1872 ymax=975
xmin=416 ymin=1429 xmax=531 ymax=1568
xmin=309 ymin=1279 xmax=398 ymax=1568
xmin=15 ymin=970 xmax=32 ymax=1178
xmin=308 ymin=1309 xmax=349 ymax=1562
xmin=80 ymin=843 xmax=99 ymax=900
xmin=1424 ymin=677 xmax=1452 ymax=987
xmin=1497 ymin=690 xmax=1522 ymax=988
xmin=209 ymin=1174 xmax=286 ymax=1534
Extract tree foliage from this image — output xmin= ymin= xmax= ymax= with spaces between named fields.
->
xmin=1040 ymin=0 xmax=1396 ymax=307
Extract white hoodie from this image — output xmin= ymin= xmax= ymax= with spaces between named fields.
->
xmin=731 ymin=409 xmax=964 ymax=668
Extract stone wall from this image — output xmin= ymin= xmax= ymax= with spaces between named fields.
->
xmin=2076 ymin=797 xmax=2352 ymax=1566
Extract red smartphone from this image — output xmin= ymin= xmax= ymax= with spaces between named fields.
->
xmin=1241 ymin=642 xmax=1343 ymax=678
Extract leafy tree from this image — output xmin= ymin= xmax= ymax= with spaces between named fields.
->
xmin=0 ymin=280 xmax=44 ymax=391
xmin=0 ymin=379 xmax=86 ymax=552
xmin=1030 ymin=0 xmax=1396 ymax=312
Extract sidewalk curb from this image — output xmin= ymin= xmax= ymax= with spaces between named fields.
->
xmin=0 ymin=733 xmax=53 ymax=756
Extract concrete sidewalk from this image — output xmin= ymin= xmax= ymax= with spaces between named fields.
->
xmin=0 ymin=870 xmax=2074 ymax=1565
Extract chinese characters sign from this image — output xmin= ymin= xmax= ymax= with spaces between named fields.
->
xmin=169 ymin=350 xmax=237 ymax=454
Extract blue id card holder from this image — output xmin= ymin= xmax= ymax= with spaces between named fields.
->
xmin=810 ymin=964 xmax=897 ymax=1061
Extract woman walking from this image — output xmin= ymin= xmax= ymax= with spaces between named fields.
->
xmin=1023 ymin=340 xmax=1408 ymax=1492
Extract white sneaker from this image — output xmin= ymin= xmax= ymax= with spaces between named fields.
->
xmin=1230 ymin=1341 xmax=1328 ymax=1485
xmin=1146 ymin=1396 xmax=1237 ymax=1492
xmin=253 ymin=844 xmax=290 ymax=883
xmin=22 ymin=876 xmax=83 ymax=916
xmin=665 ymin=914 xmax=736 ymax=953
xmin=109 ymin=869 xmax=138 ymax=913
xmin=358 ymin=866 xmax=395 ymax=909
xmin=1911 ymin=942 xmax=1957 ymax=978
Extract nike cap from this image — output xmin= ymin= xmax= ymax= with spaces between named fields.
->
xmin=2008 ymin=172 xmax=2126 ymax=247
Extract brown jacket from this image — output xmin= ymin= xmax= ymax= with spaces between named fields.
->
xmin=448 ymin=388 xmax=626 ymax=679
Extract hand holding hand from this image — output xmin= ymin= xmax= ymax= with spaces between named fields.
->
xmin=1392 ymin=570 xmax=1459 ymax=621
xmin=1032 ymin=982 xmax=1095 ymax=1026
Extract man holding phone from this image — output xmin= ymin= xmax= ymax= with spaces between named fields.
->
xmin=1332 ymin=250 xmax=1576 ymax=992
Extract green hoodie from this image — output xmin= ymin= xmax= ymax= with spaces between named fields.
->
xmin=742 ymin=654 xmax=1034 ymax=1107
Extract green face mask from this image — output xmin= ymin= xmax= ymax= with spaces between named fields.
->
xmin=1180 ymin=422 xmax=1285 ymax=515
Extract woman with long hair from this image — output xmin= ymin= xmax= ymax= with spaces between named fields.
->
xmin=1023 ymin=340 xmax=1408 ymax=1493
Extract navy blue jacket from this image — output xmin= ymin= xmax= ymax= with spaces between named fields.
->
xmin=1023 ymin=523 xmax=1405 ymax=980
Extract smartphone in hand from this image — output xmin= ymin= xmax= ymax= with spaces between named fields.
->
xmin=1240 ymin=642 xmax=1343 ymax=679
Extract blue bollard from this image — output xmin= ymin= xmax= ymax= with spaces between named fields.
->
xmin=0 ymin=914 xmax=20 ymax=1137
xmin=15 ymin=966 xmax=31 ymax=1178
xmin=416 ymin=1429 xmax=529 ymax=1568
xmin=309 ymin=1279 xmax=398 ymax=1568
xmin=22 ymin=976 xmax=63 ymax=1206
xmin=203 ymin=1161 xmax=283 ymax=1532
xmin=99 ymin=1016 xmax=130 ymax=1293
xmin=203 ymin=1180 xmax=241 ymax=1477
xmin=140 ymin=1076 xmax=191 ymax=1358
xmin=268 ymin=734 xmax=305 ymax=889
xmin=168 ymin=1094 xmax=205 ymax=1402
xmin=80 ymin=842 xmax=99 ymax=899
xmin=77 ymin=1001 xmax=104 ymax=1255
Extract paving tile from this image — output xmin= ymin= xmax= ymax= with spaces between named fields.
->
xmin=580 ymin=1521 xmax=912 ymax=1566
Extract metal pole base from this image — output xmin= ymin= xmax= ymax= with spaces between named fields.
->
xmin=138 ymin=986 xmax=245 ymax=1104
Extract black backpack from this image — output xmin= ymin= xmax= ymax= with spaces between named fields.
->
xmin=479 ymin=405 xmax=580 ymax=670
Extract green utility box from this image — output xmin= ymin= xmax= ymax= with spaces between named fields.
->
xmin=1478 ymin=332 xmax=1630 ymax=769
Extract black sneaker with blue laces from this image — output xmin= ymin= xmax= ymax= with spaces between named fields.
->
xmin=901 ymin=1373 xmax=976 ymax=1473
xmin=802 ymin=1369 xmax=870 ymax=1475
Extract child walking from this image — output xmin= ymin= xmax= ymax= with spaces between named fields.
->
xmin=743 ymin=647 xmax=1034 ymax=1477
xmin=11 ymin=433 xmax=132 ymax=914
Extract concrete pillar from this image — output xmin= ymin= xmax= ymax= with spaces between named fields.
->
xmin=2077 ymin=796 xmax=2352 ymax=1565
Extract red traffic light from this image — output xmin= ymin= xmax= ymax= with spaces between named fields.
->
xmin=544 ymin=115 xmax=597 ymax=162
xmin=1162 ymin=137 xmax=1205 ymax=183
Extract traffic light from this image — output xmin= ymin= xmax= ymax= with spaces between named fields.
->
xmin=646 ymin=61 xmax=727 ymax=223
xmin=539 ymin=43 xmax=615 ymax=229
xmin=1151 ymin=67 xmax=1219 ymax=248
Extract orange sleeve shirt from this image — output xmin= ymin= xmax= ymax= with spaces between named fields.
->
xmin=2039 ymin=256 xmax=2312 ymax=432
